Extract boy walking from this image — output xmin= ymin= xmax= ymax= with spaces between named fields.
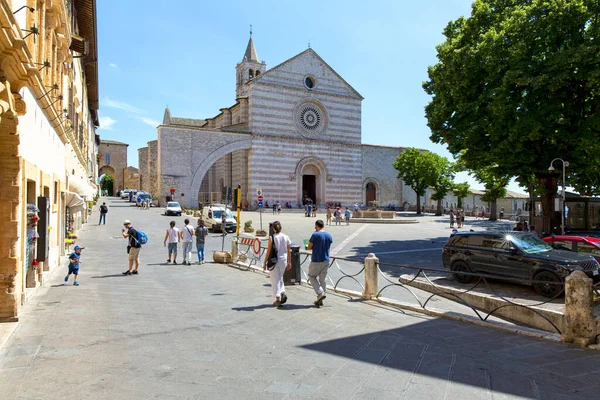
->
xmin=164 ymin=221 xmax=180 ymax=264
xmin=121 ymin=220 xmax=142 ymax=275
xmin=180 ymin=218 xmax=195 ymax=265
xmin=99 ymin=202 xmax=108 ymax=225
xmin=65 ymin=245 xmax=85 ymax=285
xmin=307 ymin=220 xmax=333 ymax=307
xmin=195 ymin=220 xmax=208 ymax=264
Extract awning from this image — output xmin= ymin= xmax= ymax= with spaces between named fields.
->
xmin=65 ymin=192 xmax=86 ymax=213
xmin=68 ymin=176 xmax=96 ymax=200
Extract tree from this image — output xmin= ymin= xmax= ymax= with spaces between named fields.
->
xmin=474 ymin=167 xmax=509 ymax=221
xmin=393 ymin=148 xmax=440 ymax=215
xmin=424 ymin=0 xmax=600 ymax=228
xmin=430 ymin=158 xmax=455 ymax=216
xmin=453 ymin=182 xmax=471 ymax=209
xmin=100 ymin=174 xmax=114 ymax=196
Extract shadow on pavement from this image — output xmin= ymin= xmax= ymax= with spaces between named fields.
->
xmin=231 ymin=304 xmax=274 ymax=312
xmin=90 ymin=274 xmax=127 ymax=279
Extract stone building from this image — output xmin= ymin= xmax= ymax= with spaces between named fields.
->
xmin=0 ymin=0 xmax=100 ymax=320
xmin=98 ymin=140 xmax=128 ymax=193
xmin=123 ymin=166 xmax=140 ymax=191
xmin=140 ymin=36 xmax=420 ymax=208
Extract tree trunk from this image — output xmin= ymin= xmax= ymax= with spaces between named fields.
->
xmin=435 ymin=199 xmax=442 ymax=216
xmin=489 ymin=199 xmax=498 ymax=221
xmin=536 ymin=172 xmax=559 ymax=228
xmin=416 ymin=194 xmax=422 ymax=214
xmin=457 ymin=196 xmax=463 ymax=209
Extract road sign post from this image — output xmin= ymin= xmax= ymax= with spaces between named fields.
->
xmin=257 ymin=187 xmax=263 ymax=231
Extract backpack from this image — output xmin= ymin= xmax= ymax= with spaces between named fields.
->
xmin=100 ymin=205 xmax=108 ymax=213
xmin=136 ymin=230 xmax=149 ymax=245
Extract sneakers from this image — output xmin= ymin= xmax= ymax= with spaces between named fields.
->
xmin=73 ymin=281 xmax=79 ymax=286
xmin=132 ymin=271 xmax=138 ymax=275
xmin=316 ymin=294 xmax=326 ymax=307
xmin=173 ymin=260 xmax=178 ymax=265
xmin=64 ymin=276 xmax=69 ymax=283
xmin=167 ymin=260 xmax=171 ymax=264
xmin=272 ymin=300 xmax=281 ymax=307
xmin=186 ymin=262 xmax=192 ymax=266
xmin=122 ymin=271 xmax=132 ymax=276
xmin=280 ymin=292 xmax=288 ymax=305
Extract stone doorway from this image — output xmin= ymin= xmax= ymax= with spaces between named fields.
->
xmin=366 ymin=182 xmax=377 ymax=205
xmin=303 ymin=175 xmax=316 ymax=204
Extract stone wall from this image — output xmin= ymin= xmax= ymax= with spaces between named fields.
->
xmin=123 ymin=167 xmax=140 ymax=191
xmin=148 ymin=140 xmax=159 ymax=204
xmin=361 ymin=145 xmax=403 ymax=208
xmin=138 ymin=147 xmax=149 ymax=193
xmin=98 ymin=142 xmax=128 ymax=191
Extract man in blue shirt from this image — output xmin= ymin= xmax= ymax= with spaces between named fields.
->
xmin=64 ymin=245 xmax=85 ymax=286
xmin=307 ymin=219 xmax=333 ymax=307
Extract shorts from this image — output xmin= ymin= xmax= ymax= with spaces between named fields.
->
xmin=128 ymin=247 xmax=141 ymax=261
xmin=345 ymin=216 xmax=350 ymax=221
xmin=68 ymin=265 xmax=79 ymax=275
xmin=168 ymin=243 xmax=178 ymax=255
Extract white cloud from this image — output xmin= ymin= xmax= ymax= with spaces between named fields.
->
xmin=98 ymin=116 xmax=116 ymax=130
xmin=136 ymin=116 xmax=160 ymax=127
xmin=101 ymin=97 xmax=143 ymax=114
xmin=109 ymin=63 xmax=118 ymax=68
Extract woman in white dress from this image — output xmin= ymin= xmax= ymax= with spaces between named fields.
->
xmin=263 ymin=221 xmax=291 ymax=307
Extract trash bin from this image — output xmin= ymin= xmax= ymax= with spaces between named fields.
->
xmin=284 ymin=245 xmax=302 ymax=285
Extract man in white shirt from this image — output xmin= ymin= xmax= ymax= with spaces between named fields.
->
xmin=164 ymin=220 xmax=180 ymax=264
xmin=180 ymin=218 xmax=195 ymax=265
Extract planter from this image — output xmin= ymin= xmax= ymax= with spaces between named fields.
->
xmin=213 ymin=251 xmax=232 ymax=264
xmin=244 ymin=226 xmax=254 ymax=233
xmin=255 ymin=229 xmax=267 ymax=237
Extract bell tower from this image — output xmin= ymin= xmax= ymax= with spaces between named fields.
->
xmin=236 ymin=30 xmax=266 ymax=99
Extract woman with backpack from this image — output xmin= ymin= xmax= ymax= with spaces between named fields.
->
xmin=263 ymin=221 xmax=291 ymax=307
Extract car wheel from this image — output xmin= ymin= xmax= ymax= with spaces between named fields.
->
xmin=451 ymin=261 xmax=474 ymax=284
xmin=533 ymin=271 xmax=563 ymax=298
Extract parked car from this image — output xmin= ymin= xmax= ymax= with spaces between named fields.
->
xmin=164 ymin=201 xmax=182 ymax=216
xmin=200 ymin=205 xmax=237 ymax=233
xmin=442 ymin=231 xmax=600 ymax=297
xmin=136 ymin=192 xmax=152 ymax=207
xmin=542 ymin=236 xmax=600 ymax=262
xmin=120 ymin=189 xmax=130 ymax=199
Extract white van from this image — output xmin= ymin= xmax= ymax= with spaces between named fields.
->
xmin=201 ymin=205 xmax=237 ymax=233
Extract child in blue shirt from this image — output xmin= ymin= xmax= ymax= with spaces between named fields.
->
xmin=65 ymin=245 xmax=85 ymax=286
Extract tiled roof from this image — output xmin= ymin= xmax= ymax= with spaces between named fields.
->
xmin=100 ymin=139 xmax=128 ymax=146
xmin=170 ymin=117 xmax=207 ymax=127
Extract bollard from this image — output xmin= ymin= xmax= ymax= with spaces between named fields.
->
xmin=362 ymin=253 xmax=379 ymax=300
xmin=562 ymin=271 xmax=597 ymax=346
xmin=231 ymin=238 xmax=239 ymax=263
xmin=284 ymin=246 xmax=301 ymax=285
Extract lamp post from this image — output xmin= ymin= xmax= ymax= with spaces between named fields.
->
xmin=548 ymin=158 xmax=569 ymax=235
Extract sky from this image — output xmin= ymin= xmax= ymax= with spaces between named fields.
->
xmin=96 ymin=0 xmax=523 ymax=193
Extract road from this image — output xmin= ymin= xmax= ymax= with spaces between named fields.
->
xmin=1 ymin=198 xmax=599 ymax=399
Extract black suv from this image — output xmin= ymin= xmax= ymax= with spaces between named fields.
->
xmin=442 ymin=231 xmax=600 ymax=297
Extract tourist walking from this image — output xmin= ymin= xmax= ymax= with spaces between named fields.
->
xmin=121 ymin=220 xmax=141 ymax=275
xmin=307 ymin=220 xmax=333 ymax=307
xmin=344 ymin=207 xmax=351 ymax=226
xmin=99 ymin=202 xmax=108 ymax=225
xmin=180 ymin=218 xmax=194 ymax=265
xmin=263 ymin=221 xmax=291 ymax=307
xmin=449 ymin=210 xmax=455 ymax=228
xmin=64 ymin=245 xmax=85 ymax=286
xmin=334 ymin=207 xmax=342 ymax=225
xmin=326 ymin=207 xmax=332 ymax=225
xmin=164 ymin=221 xmax=180 ymax=264
xmin=195 ymin=219 xmax=208 ymax=264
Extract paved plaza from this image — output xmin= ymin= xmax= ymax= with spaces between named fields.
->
xmin=1 ymin=198 xmax=600 ymax=399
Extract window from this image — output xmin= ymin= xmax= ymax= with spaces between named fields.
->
xmin=578 ymin=243 xmax=600 ymax=257
xmin=105 ymin=154 xmax=111 ymax=164
xmin=304 ymin=76 xmax=315 ymax=89
xmin=550 ymin=240 xmax=573 ymax=251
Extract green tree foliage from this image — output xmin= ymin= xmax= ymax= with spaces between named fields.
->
xmin=423 ymin=0 xmax=600 ymax=221
xmin=430 ymin=159 xmax=456 ymax=215
xmin=393 ymin=148 xmax=452 ymax=215
xmin=100 ymin=174 xmax=114 ymax=196
xmin=475 ymin=167 xmax=509 ymax=221
xmin=453 ymin=182 xmax=471 ymax=209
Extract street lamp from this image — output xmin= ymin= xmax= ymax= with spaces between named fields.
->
xmin=548 ymin=158 xmax=569 ymax=234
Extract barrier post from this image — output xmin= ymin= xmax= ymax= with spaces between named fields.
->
xmin=562 ymin=271 xmax=597 ymax=346
xmin=231 ymin=238 xmax=239 ymax=263
xmin=362 ymin=253 xmax=379 ymax=300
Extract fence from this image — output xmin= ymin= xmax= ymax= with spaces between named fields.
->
xmin=231 ymin=238 xmax=599 ymax=346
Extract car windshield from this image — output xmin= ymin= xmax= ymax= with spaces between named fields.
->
xmin=211 ymin=210 xmax=233 ymax=219
xmin=508 ymin=234 xmax=553 ymax=254
xmin=167 ymin=202 xmax=180 ymax=207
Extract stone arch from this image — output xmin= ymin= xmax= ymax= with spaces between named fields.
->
xmin=295 ymin=156 xmax=328 ymax=205
xmin=363 ymin=177 xmax=380 ymax=206
xmin=189 ymin=139 xmax=252 ymax=208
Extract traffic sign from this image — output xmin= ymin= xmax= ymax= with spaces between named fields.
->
xmin=258 ymin=201 xmax=263 ymax=208
xmin=256 ymin=187 xmax=262 ymax=196
xmin=258 ymin=195 xmax=263 ymax=202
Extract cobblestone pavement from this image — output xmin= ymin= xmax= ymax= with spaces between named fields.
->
xmin=1 ymin=198 xmax=600 ymax=399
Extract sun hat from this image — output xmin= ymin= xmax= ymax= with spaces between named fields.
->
xmin=123 ymin=220 xmax=131 ymax=225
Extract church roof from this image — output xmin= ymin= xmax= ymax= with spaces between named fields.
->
xmin=170 ymin=117 xmax=207 ymax=127
xmin=254 ymin=48 xmax=363 ymax=99
xmin=243 ymin=36 xmax=259 ymax=62
xmin=100 ymin=139 xmax=128 ymax=146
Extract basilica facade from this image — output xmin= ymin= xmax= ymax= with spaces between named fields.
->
xmin=139 ymin=37 xmax=418 ymax=209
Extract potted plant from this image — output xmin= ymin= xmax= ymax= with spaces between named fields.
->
xmin=244 ymin=220 xmax=254 ymax=233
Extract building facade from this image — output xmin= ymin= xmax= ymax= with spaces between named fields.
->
xmin=98 ymin=139 xmax=128 ymax=193
xmin=140 ymin=37 xmax=423 ymax=209
xmin=0 ymin=0 xmax=100 ymax=320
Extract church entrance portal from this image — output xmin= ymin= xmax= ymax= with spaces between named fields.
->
xmin=303 ymin=175 xmax=316 ymax=204
xmin=366 ymin=182 xmax=377 ymax=205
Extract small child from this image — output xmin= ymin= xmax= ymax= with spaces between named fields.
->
xmin=65 ymin=245 xmax=85 ymax=286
